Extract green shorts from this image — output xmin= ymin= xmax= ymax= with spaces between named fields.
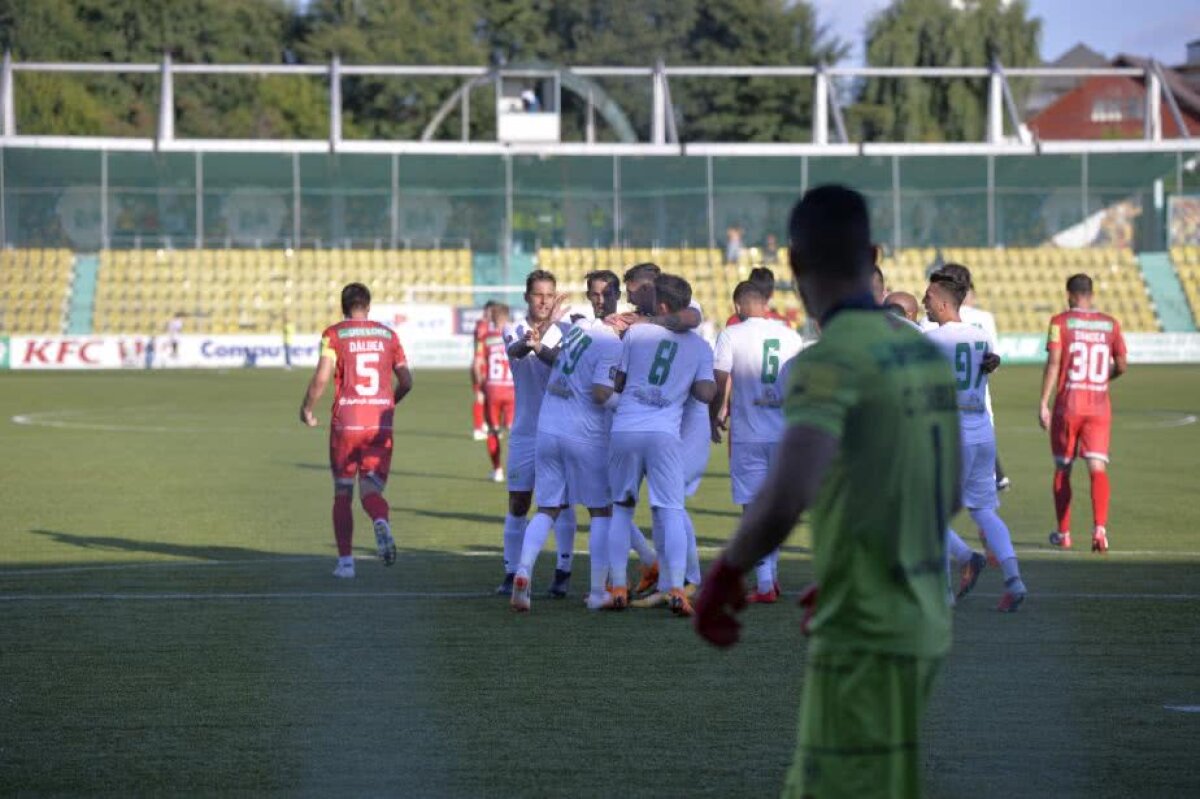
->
xmin=782 ymin=648 xmax=941 ymax=799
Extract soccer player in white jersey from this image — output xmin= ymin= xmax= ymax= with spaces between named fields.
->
xmin=937 ymin=263 xmax=1009 ymax=492
xmin=597 ymin=273 xmax=716 ymax=614
xmin=923 ymin=271 xmax=1027 ymax=612
xmin=615 ymin=263 xmax=708 ymax=604
xmin=510 ymin=272 xmax=623 ymax=612
xmin=711 ymin=281 xmax=805 ymax=603
xmin=495 ymin=270 xmax=577 ymax=597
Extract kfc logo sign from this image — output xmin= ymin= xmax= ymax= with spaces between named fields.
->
xmin=13 ymin=338 xmax=122 ymax=369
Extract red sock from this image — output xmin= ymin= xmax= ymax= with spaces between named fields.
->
xmin=472 ymin=397 xmax=484 ymax=429
xmin=361 ymin=492 xmax=389 ymax=524
xmin=333 ymin=494 xmax=353 ymax=557
xmin=487 ymin=432 xmax=501 ymax=469
xmin=1090 ymin=470 xmax=1110 ymax=528
xmin=1053 ymin=470 xmax=1072 ymax=533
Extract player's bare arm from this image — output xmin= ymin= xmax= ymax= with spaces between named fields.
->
xmin=722 ymin=425 xmax=840 ymax=571
xmin=300 ymin=356 xmax=335 ymax=427
xmin=1111 ymin=351 xmax=1128 ymax=381
xmin=710 ymin=370 xmax=732 ymax=443
xmin=690 ymin=378 xmax=717 ymax=406
xmin=1038 ymin=347 xmax=1062 ymax=430
xmin=393 ymin=365 xmax=414 ymax=405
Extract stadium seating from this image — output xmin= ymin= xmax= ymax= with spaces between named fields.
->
xmin=879 ymin=248 xmax=1160 ymax=333
xmin=92 ymin=249 xmax=472 ymax=334
xmin=0 ymin=249 xmax=74 ymax=334
xmin=1169 ymin=246 xmax=1200 ymax=327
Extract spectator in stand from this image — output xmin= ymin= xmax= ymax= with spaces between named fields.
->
xmin=762 ymin=233 xmax=780 ymax=266
xmin=725 ymin=225 xmax=744 ymax=265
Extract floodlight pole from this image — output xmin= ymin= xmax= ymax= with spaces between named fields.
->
xmin=987 ymin=60 xmax=1003 ymax=144
xmin=1 ymin=50 xmax=14 ymax=136
xmin=813 ymin=65 xmax=829 ymax=145
xmin=156 ymin=53 xmax=174 ymax=148
xmin=1145 ymin=67 xmax=1162 ymax=141
xmin=330 ymin=56 xmax=342 ymax=152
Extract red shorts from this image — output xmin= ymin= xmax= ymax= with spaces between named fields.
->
xmin=329 ymin=427 xmax=393 ymax=485
xmin=484 ymin=387 xmax=514 ymax=431
xmin=1051 ymin=413 xmax=1111 ymax=465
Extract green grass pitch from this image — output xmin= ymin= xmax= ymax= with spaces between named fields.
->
xmin=1 ymin=365 xmax=1198 ymax=797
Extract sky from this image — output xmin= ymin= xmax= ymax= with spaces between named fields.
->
xmin=819 ymin=0 xmax=1200 ymax=66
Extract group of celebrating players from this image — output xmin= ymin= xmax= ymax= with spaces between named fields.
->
xmin=298 ymin=184 xmax=1129 ymax=797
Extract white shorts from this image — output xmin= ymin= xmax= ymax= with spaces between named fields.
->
xmin=608 ymin=431 xmax=685 ymax=510
xmin=730 ymin=440 xmax=775 ymax=505
xmin=506 ymin=434 xmax=536 ymax=492
xmin=961 ymin=436 xmax=998 ymax=511
xmin=682 ymin=425 xmax=711 ymax=497
xmin=535 ymin=432 xmax=609 ymax=509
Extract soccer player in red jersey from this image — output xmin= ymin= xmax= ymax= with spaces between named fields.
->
xmin=470 ymin=301 xmax=497 ymax=441
xmin=1038 ymin=273 xmax=1128 ymax=553
xmin=476 ymin=303 xmax=515 ymax=482
xmin=300 ymin=282 xmax=414 ymax=578
xmin=724 ymin=267 xmax=787 ymax=326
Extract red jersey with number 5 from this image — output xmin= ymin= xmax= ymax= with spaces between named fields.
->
xmin=480 ymin=331 xmax=514 ymax=394
xmin=320 ymin=320 xmax=408 ymax=430
xmin=1046 ymin=309 xmax=1126 ymax=417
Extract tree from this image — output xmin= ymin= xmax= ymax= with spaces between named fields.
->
xmin=853 ymin=0 xmax=1041 ymax=142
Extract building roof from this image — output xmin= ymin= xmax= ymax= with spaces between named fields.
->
xmin=1026 ymin=44 xmax=1109 ymax=116
xmin=1113 ymin=55 xmax=1200 ymax=120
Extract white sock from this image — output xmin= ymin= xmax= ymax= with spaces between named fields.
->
xmin=769 ymin=550 xmax=780 ymax=582
xmin=652 ymin=518 xmax=667 ymax=591
xmin=684 ymin=511 xmax=701 ymax=585
xmin=517 ymin=512 xmax=555 ymax=575
xmin=608 ymin=505 xmax=635 ymax=587
xmin=630 ymin=523 xmax=656 ymax=565
xmin=338 ymin=555 xmax=354 ymax=568
xmin=554 ymin=507 xmax=576 ymax=573
xmin=970 ymin=508 xmax=1016 ymax=565
xmin=588 ymin=516 xmax=611 ymax=594
xmin=946 ymin=528 xmax=974 ymax=564
xmin=654 ymin=507 xmax=688 ymax=591
xmin=754 ymin=553 xmax=774 ymax=594
xmin=502 ymin=513 xmax=528 ymax=574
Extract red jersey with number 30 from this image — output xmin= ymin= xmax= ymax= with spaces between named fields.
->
xmin=480 ymin=331 xmax=514 ymax=393
xmin=1046 ymin=309 xmax=1126 ymax=417
xmin=320 ymin=320 xmax=408 ymax=430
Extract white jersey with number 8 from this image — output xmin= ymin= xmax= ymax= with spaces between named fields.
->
xmin=611 ymin=324 xmax=714 ymax=437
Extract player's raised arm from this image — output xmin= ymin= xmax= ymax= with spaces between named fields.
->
xmin=299 ymin=339 xmax=336 ymax=427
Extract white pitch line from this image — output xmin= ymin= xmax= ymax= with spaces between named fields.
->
xmin=0 ymin=590 xmax=491 ymax=603
xmin=1163 ymin=705 xmax=1200 ymax=713
xmin=0 ymin=589 xmax=1197 ymax=604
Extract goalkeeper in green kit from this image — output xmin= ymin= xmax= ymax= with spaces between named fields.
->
xmin=694 ymin=185 xmax=960 ymax=799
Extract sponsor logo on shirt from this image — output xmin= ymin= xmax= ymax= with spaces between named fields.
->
xmin=631 ymin=386 xmax=671 ymax=408
xmin=752 ymin=387 xmax=784 ymax=408
xmin=547 ymin=377 xmax=573 ymax=399
xmin=337 ymin=326 xmax=393 ymax=339
xmin=1066 ymin=318 xmax=1113 ymax=332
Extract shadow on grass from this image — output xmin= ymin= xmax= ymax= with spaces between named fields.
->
xmin=293 ymin=463 xmax=493 ymax=484
xmin=28 ymin=529 xmax=286 ymax=561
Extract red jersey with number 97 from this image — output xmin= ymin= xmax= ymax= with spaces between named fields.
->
xmin=1046 ymin=309 xmax=1126 ymax=417
xmin=320 ymin=320 xmax=408 ymax=430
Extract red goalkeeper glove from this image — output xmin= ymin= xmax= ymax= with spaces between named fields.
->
xmin=693 ymin=556 xmax=747 ymax=648
xmin=797 ymin=582 xmax=820 ymax=636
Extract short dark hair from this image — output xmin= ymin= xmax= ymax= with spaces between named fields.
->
xmin=585 ymin=269 xmax=621 ymax=295
xmin=654 ymin=273 xmax=692 ymax=313
xmin=341 ymin=282 xmax=371 ymax=316
xmin=787 ymin=185 xmax=872 ymax=282
xmin=733 ymin=280 xmax=767 ymax=304
xmin=624 ymin=262 xmax=661 ymax=285
xmin=747 ymin=266 xmax=775 ymax=299
xmin=525 ymin=269 xmax=556 ymax=295
xmin=1066 ymin=273 xmax=1093 ymax=295
xmin=938 ymin=262 xmax=974 ymax=291
xmin=929 ymin=271 xmax=967 ymax=308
